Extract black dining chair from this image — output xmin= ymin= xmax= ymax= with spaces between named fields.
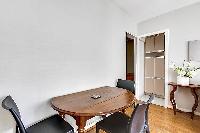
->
xmin=116 ymin=79 xmax=135 ymax=94
xmin=96 ymin=94 xmax=154 ymax=133
xmin=2 ymin=95 xmax=74 ymax=133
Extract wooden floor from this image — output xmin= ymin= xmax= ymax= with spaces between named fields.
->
xmin=88 ymin=104 xmax=200 ymax=133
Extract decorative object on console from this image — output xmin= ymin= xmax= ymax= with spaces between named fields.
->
xmin=91 ymin=94 xmax=101 ymax=99
xmin=177 ymin=76 xmax=189 ymax=86
xmin=172 ymin=61 xmax=200 ymax=85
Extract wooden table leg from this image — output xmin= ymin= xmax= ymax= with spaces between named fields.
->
xmin=170 ymin=85 xmax=177 ymax=115
xmin=75 ymin=116 xmax=91 ymax=133
xmin=122 ymin=108 xmax=126 ymax=113
xmin=58 ymin=112 xmax=65 ymax=119
xmin=191 ymin=88 xmax=199 ymax=119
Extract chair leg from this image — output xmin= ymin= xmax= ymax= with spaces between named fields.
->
xmin=96 ymin=126 xmax=100 ymax=133
xmin=102 ymin=115 xmax=107 ymax=119
xmin=16 ymin=125 xmax=18 ymax=133
xmin=134 ymin=103 xmax=136 ymax=108
xmin=145 ymin=126 xmax=150 ymax=133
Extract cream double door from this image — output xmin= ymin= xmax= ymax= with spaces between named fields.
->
xmin=144 ymin=34 xmax=165 ymax=97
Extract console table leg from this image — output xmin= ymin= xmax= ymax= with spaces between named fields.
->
xmin=191 ymin=88 xmax=198 ymax=119
xmin=170 ymin=86 xmax=177 ymax=115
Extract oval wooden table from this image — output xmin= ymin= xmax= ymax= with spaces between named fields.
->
xmin=51 ymin=86 xmax=136 ymax=133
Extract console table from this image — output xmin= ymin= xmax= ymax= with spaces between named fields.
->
xmin=168 ymin=82 xmax=200 ymax=119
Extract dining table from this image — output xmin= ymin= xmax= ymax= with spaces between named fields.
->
xmin=51 ymin=86 xmax=136 ymax=133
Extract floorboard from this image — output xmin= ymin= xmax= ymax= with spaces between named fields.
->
xmin=87 ymin=104 xmax=200 ymax=133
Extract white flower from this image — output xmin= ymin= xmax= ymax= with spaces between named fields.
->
xmin=172 ymin=61 xmax=200 ymax=78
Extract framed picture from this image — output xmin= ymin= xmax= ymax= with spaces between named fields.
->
xmin=188 ymin=40 xmax=200 ymax=62
xmin=188 ymin=40 xmax=200 ymax=84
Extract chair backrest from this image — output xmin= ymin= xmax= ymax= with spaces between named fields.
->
xmin=128 ymin=104 xmax=148 ymax=133
xmin=128 ymin=94 xmax=154 ymax=133
xmin=2 ymin=96 xmax=27 ymax=133
xmin=145 ymin=94 xmax=154 ymax=128
xmin=116 ymin=79 xmax=135 ymax=94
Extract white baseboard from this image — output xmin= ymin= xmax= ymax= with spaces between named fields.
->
xmin=167 ymin=105 xmax=200 ymax=116
xmin=195 ymin=111 xmax=200 ymax=116
xmin=65 ymin=115 xmax=103 ymax=133
xmin=85 ymin=116 xmax=103 ymax=129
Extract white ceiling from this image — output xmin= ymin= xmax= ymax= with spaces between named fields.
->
xmin=110 ymin=0 xmax=200 ymax=23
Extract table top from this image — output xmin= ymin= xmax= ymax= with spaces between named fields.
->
xmin=51 ymin=86 xmax=136 ymax=116
xmin=168 ymin=82 xmax=200 ymax=88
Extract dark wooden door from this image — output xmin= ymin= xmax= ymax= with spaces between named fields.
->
xmin=126 ymin=32 xmax=135 ymax=81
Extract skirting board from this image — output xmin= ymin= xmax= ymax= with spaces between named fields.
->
xmin=167 ymin=105 xmax=200 ymax=116
xmin=65 ymin=115 xmax=103 ymax=132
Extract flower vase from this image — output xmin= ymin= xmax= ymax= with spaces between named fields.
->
xmin=177 ymin=76 xmax=189 ymax=86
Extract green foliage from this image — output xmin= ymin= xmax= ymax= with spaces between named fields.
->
xmin=173 ymin=61 xmax=200 ymax=78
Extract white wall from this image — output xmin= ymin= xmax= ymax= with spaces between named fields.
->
xmin=0 ymin=0 xmax=136 ymax=132
xmin=137 ymin=3 xmax=200 ymax=113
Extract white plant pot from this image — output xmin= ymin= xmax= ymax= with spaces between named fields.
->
xmin=177 ymin=76 xmax=189 ymax=85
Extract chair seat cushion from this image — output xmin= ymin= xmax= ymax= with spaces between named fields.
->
xmin=26 ymin=115 xmax=73 ymax=133
xmin=97 ymin=112 xmax=130 ymax=133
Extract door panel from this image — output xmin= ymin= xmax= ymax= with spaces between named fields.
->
xmin=155 ymin=58 xmax=165 ymax=78
xmin=145 ymin=58 xmax=154 ymax=77
xmin=145 ymin=36 xmax=154 ymax=52
xmin=154 ymin=79 xmax=165 ymax=96
xmin=145 ymin=78 xmax=154 ymax=94
xmin=155 ymin=34 xmax=164 ymax=51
